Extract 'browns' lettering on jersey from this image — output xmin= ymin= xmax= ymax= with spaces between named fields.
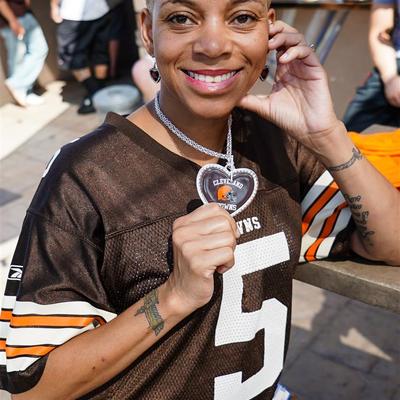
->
xmin=0 ymin=110 xmax=353 ymax=399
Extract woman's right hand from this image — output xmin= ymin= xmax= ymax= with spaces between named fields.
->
xmin=166 ymin=203 xmax=239 ymax=315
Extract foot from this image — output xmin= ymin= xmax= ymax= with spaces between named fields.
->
xmin=77 ymin=96 xmax=96 ymax=114
xmin=4 ymin=80 xmax=27 ymax=107
xmin=25 ymin=93 xmax=44 ymax=106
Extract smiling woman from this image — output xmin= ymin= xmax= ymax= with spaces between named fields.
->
xmin=1 ymin=0 xmax=400 ymax=399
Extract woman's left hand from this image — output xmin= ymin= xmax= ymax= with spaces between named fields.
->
xmin=239 ymin=20 xmax=342 ymax=149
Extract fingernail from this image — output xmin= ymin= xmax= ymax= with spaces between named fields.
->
xmin=236 ymin=228 xmax=241 ymax=238
xmin=269 ymin=37 xmax=275 ymax=42
xmin=280 ymin=53 xmax=289 ymax=60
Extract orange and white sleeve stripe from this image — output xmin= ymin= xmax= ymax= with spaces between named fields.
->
xmin=0 ymin=271 xmax=116 ymax=374
xmin=299 ymin=171 xmax=352 ymax=262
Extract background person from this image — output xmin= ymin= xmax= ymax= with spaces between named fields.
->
xmin=1 ymin=0 xmax=399 ymax=399
xmin=108 ymin=0 xmax=125 ymax=80
xmin=0 ymin=0 xmax=48 ymax=106
xmin=343 ymin=0 xmax=400 ymax=131
xmin=50 ymin=0 xmax=115 ymax=114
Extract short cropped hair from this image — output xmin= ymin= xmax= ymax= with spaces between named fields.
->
xmin=146 ymin=0 xmax=270 ymax=11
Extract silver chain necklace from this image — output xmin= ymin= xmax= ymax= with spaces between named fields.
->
xmin=153 ymin=91 xmax=258 ymax=217
xmin=154 ymin=92 xmax=235 ymax=172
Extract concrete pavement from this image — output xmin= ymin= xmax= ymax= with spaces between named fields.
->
xmin=0 ymin=83 xmax=399 ymax=400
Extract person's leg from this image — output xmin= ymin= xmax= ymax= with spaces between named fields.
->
xmin=343 ymin=68 xmax=400 ymax=132
xmin=1 ymin=25 xmax=29 ymax=105
xmin=107 ymin=5 xmax=124 ymax=79
xmin=91 ymin=13 xmax=111 ymax=83
xmin=58 ymin=19 xmax=101 ymax=114
xmin=0 ymin=26 xmax=19 ymax=76
xmin=108 ymin=40 xmax=120 ymax=79
xmin=72 ymin=67 xmax=100 ymax=114
xmin=94 ymin=64 xmax=108 ymax=80
xmin=6 ymin=13 xmax=48 ymax=94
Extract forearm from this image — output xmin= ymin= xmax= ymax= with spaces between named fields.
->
xmin=311 ymin=122 xmax=400 ymax=265
xmin=13 ymin=282 xmax=190 ymax=399
xmin=0 ymin=1 xmax=18 ymax=23
xmin=369 ymin=33 xmax=398 ymax=82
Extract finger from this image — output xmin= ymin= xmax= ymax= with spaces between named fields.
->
xmin=268 ymin=32 xmax=307 ymax=51
xmin=278 ymin=45 xmax=318 ymax=65
xmin=174 ymin=204 xmax=238 ymax=237
xmin=190 ymin=216 xmax=240 ymax=237
xmin=269 ymin=20 xmax=299 ymax=36
xmin=238 ymin=94 xmax=270 ymax=117
xmin=196 ymin=231 xmax=237 ymax=251
xmin=202 ymin=247 xmax=235 ymax=272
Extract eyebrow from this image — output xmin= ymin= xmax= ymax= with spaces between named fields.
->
xmin=160 ymin=0 xmax=197 ymax=8
xmin=160 ymin=0 xmax=266 ymax=9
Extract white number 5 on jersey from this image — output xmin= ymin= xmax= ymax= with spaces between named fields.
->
xmin=215 ymin=232 xmax=290 ymax=400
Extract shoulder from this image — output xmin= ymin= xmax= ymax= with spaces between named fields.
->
xmin=28 ymin=115 xmax=138 ymax=234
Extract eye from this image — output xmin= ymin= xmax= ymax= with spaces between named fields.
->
xmin=168 ymin=13 xmax=194 ymax=25
xmin=232 ymin=13 xmax=257 ymax=26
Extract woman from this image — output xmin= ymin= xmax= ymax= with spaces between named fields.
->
xmin=1 ymin=0 xmax=399 ymax=399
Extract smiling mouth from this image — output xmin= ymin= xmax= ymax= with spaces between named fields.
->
xmin=182 ymin=69 xmax=241 ymax=83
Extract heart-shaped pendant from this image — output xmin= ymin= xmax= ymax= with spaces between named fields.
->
xmin=196 ymin=164 xmax=258 ymax=217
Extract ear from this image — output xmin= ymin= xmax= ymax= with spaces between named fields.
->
xmin=267 ymin=8 xmax=276 ymax=25
xmin=140 ymin=8 xmax=154 ymax=56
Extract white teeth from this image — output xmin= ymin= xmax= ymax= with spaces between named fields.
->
xmin=186 ymin=71 xmax=237 ymax=83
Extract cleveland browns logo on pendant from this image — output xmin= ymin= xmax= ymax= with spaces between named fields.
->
xmin=196 ymin=164 xmax=258 ymax=217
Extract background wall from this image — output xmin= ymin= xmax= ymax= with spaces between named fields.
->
xmin=290 ymin=8 xmax=372 ymax=117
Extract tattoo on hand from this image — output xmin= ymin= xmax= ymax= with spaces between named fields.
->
xmin=135 ymin=289 xmax=165 ymax=336
xmin=327 ymin=147 xmax=363 ymax=172
xmin=344 ymin=194 xmax=375 ymax=246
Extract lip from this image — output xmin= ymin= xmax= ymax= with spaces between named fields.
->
xmin=181 ymin=68 xmax=242 ymax=93
xmin=186 ymin=69 xmax=236 ymax=76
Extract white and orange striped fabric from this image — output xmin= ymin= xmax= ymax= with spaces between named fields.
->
xmin=300 ymin=171 xmax=352 ymax=262
xmin=0 ymin=273 xmax=116 ymax=374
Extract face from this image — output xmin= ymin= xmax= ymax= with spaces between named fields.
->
xmin=142 ymin=0 xmax=274 ymax=120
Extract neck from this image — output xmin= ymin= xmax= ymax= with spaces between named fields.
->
xmin=158 ymin=90 xmax=230 ymax=160
xmin=127 ymin=92 xmax=233 ymax=167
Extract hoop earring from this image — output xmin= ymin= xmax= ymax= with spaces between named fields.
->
xmin=149 ymin=62 xmax=161 ymax=83
xmin=259 ymin=65 xmax=269 ymax=82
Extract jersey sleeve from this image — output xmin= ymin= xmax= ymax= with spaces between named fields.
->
xmin=0 ymin=145 xmax=117 ymax=394
xmin=293 ymin=141 xmax=355 ymax=263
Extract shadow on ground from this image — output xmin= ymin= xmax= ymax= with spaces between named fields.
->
xmin=282 ymin=282 xmax=400 ymax=400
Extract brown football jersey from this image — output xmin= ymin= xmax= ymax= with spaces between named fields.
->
xmin=0 ymin=110 xmax=353 ymax=399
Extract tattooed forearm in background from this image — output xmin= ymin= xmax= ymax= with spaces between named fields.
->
xmin=135 ymin=289 xmax=165 ymax=336
xmin=344 ymin=194 xmax=375 ymax=247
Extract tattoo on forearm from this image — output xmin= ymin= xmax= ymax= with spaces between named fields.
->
xmin=344 ymin=194 xmax=375 ymax=246
xmin=135 ymin=289 xmax=165 ymax=336
xmin=327 ymin=147 xmax=363 ymax=172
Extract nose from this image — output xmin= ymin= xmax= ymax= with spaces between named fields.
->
xmin=192 ymin=18 xmax=233 ymax=59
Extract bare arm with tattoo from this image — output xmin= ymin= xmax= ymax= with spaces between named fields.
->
xmin=314 ymin=125 xmax=400 ymax=265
